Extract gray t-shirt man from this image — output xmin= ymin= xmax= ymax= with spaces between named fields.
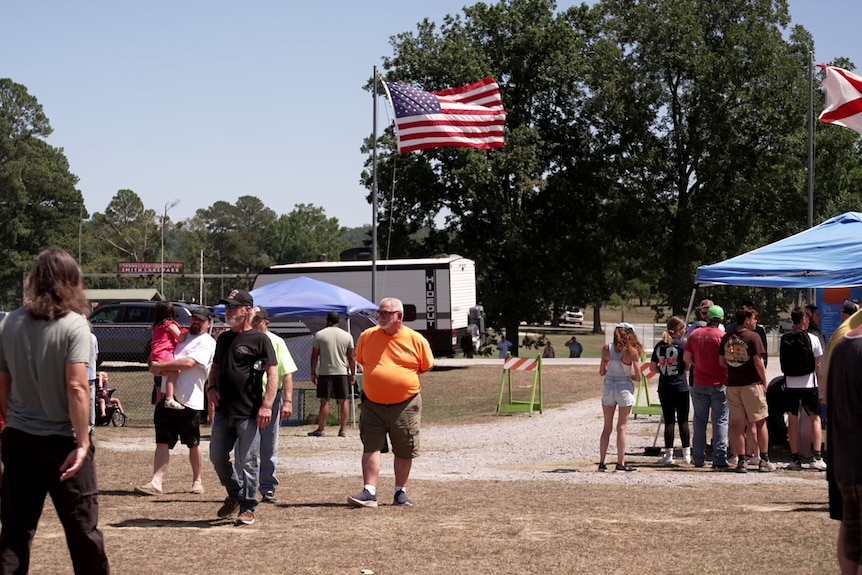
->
xmin=0 ymin=309 xmax=90 ymax=437
xmin=313 ymin=325 xmax=354 ymax=376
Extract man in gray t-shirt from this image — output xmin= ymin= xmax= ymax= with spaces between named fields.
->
xmin=308 ymin=311 xmax=356 ymax=437
xmin=0 ymin=247 xmax=110 ymax=573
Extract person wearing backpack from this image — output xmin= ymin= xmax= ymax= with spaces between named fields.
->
xmin=780 ymin=306 xmax=825 ymax=471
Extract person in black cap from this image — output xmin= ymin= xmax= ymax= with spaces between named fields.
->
xmin=207 ymin=289 xmax=278 ymax=526
xmin=137 ymin=306 xmax=216 ymax=497
xmin=309 ymin=311 xmax=356 ymax=437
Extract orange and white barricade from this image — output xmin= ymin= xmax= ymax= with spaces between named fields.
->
xmin=496 ymin=354 xmax=543 ymax=416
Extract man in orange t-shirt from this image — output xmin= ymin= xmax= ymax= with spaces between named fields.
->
xmin=347 ymin=297 xmax=433 ymax=508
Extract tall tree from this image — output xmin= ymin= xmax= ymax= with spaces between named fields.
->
xmin=365 ymin=0 xmax=596 ymax=350
xmin=194 ymin=195 xmax=277 ymax=280
xmin=0 ymin=78 xmax=84 ymax=308
xmin=90 ymin=189 xmax=159 ymax=263
xmin=265 ymin=203 xmax=348 ymax=264
xmin=591 ymin=0 xmax=815 ymax=315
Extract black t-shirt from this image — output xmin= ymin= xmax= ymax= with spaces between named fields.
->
xmin=651 ymin=338 xmax=688 ymax=392
xmin=718 ymin=328 xmax=764 ymax=387
xmin=213 ymin=329 xmax=277 ymax=418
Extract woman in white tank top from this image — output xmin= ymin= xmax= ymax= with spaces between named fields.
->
xmin=598 ymin=323 xmax=644 ymax=472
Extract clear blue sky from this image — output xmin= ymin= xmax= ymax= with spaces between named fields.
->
xmin=1 ymin=1 xmax=856 ymax=228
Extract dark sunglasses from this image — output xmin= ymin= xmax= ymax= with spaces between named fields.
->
xmin=378 ymin=310 xmax=399 ymax=317
xmin=226 ymin=303 xmax=245 ymax=309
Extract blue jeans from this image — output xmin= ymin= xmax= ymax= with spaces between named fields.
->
xmin=690 ymin=385 xmax=728 ymax=466
xmin=210 ymin=412 xmax=261 ymax=513
xmin=258 ymin=389 xmax=283 ymax=496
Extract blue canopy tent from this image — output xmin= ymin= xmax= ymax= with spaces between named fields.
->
xmin=214 ymin=276 xmax=378 ymax=317
xmin=695 ymin=212 xmax=862 ymax=288
xmin=214 ymin=276 xmax=378 ymax=428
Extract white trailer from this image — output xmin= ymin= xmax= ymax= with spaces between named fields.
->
xmin=254 ymin=255 xmax=478 ymax=356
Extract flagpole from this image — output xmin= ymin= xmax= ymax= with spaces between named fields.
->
xmin=371 ymin=65 xmax=379 ymax=305
xmin=807 ymin=50 xmax=815 ymax=304
xmin=807 ymin=50 xmax=814 ymax=230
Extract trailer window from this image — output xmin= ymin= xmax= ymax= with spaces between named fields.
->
xmin=403 ymin=304 xmax=417 ymax=322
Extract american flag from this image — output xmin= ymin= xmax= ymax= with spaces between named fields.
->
xmin=382 ymin=77 xmax=506 ymax=153
xmin=819 ymin=64 xmax=862 ymax=136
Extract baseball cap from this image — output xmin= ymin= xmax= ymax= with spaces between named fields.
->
xmin=190 ymin=306 xmax=213 ymax=320
xmin=326 ymin=311 xmax=340 ymax=324
xmin=707 ymin=305 xmax=724 ymax=320
xmin=218 ymin=288 xmax=253 ymax=307
xmin=252 ymin=306 xmax=269 ymax=320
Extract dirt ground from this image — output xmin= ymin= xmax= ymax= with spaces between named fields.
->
xmin=22 ymin=434 xmax=836 ymax=575
xmin=15 ymin=363 xmax=840 ymax=574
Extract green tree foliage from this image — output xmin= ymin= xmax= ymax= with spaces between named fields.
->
xmin=266 ymin=203 xmax=348 ymax=264
xmin=590 ymin=0 xmax=815 ymax=315
xmin=367 ymin=0 xmax=597 ymax=347
xmin=366 ymin=0 xmax=862 ymax=338
xmin=90 ymin=190 xmax=159 ymax=263
xmin=193 ymin=195 xmax=277 ymax=279
xmin=0 ymin=78 xmax=84 ymax=308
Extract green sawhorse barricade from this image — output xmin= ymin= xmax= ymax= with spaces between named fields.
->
xmin=496 ymin=354 xmax=543 ymax=416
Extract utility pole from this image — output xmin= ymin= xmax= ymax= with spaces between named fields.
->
xmin=161 ymin=200 xmax=179 ymax=298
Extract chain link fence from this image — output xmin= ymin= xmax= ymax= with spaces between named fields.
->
xmin=96 ymin=315 xmax=375 ymax=429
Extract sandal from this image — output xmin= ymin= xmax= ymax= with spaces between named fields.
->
xmin=307 ymin=429 xmax=325 ymax=437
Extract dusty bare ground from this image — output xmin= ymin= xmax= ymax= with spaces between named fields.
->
xmin=31 ymin=454 xmax=834 ymax=575
xmin=20 ymin=364 xmax=838 ymax=574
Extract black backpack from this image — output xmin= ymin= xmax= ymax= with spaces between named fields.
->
xmin=779 ymin=331 xmax=815 ymax=377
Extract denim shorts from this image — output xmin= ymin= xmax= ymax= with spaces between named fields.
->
xmin=602 ymin=378 xmax=635 ymax=407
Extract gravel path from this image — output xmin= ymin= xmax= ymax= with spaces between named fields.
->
xmin=100 ymin=358 xmax=823 ymax=488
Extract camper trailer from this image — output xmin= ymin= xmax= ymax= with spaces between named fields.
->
xmin=254 ymin=256 xmax=480 ymax=356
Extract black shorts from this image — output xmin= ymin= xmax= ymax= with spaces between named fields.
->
xmin=784 ymin=387 xmax=820 ymax=417
xmin=316 ymin=375 xmax=350 ymax=400
xmin=153 ymin=400 xmax=202 ymax=449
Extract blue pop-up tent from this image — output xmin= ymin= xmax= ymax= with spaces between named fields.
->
xmin=214 ymin=276 xmax=378 ymax=428
xmin=214 ymin=276 xmax=378 ymax=317
xmin=695 ymin=212 xmax=862 ymax=288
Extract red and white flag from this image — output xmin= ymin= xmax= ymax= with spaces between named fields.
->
xmin=818 ymin=64 xmax=862 ymax=135
xmin=382 ymin=78 xmax=506 ymax=153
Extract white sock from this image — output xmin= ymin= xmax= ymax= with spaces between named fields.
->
xmin=395 ymin=486 xmax=405 ymax=494
xmin=364 ymin=484 xmax=376 ymax=496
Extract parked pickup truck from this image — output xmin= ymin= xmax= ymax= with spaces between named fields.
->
xmin=90 ymin=301 xmax=222 ymax=364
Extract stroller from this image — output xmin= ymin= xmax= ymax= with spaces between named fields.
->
xmin=95 ymin=387 xmax=127 ymax=427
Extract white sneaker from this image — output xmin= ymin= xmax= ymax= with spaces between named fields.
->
xmin=748 ymin=455 xmax=760 ymax=468
xmin=658 ymin=450 xmax=674 ymax=465
xmin=682 ymin=447 xmax=691 ymax=464
xmin=727 ymin=455 xmax=738 ymax=467
xmin=809 ymin=458 xmax=827 ymax=471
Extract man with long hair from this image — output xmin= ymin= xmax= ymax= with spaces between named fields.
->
xmin=0 ymin=248 xmax=110 ymax=573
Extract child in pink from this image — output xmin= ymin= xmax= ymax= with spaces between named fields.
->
xmin=152 ymin=301 xmax=186 ymax=410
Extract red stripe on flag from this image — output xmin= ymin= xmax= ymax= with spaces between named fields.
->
xmin=820 ymin=99 xmax=862 ymax=123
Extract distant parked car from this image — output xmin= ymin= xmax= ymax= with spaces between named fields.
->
xmin=559 ymin=308 xmax=584 ymax=325
xmin=90 ymin=301 xmax=222 ymax=364
xmin=778 ymin=317 xmax=793 ymax=333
